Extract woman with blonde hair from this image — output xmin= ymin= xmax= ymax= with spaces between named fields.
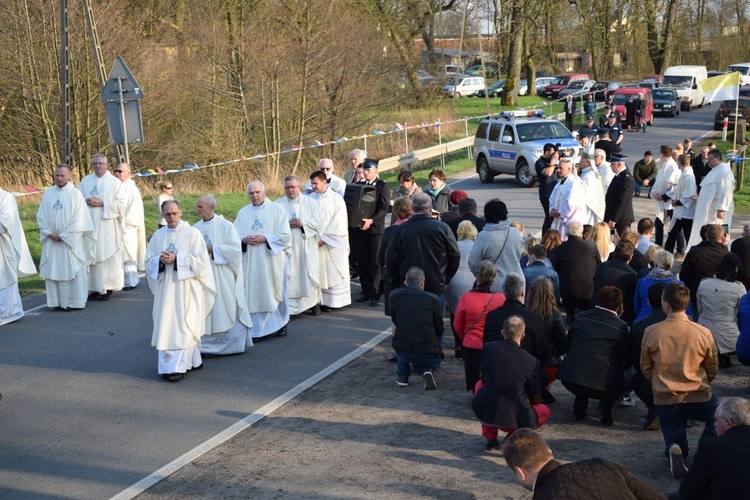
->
xmin=588 ymin=222 xmax=614 ymax=262
xmin=526 ymin=276 xmax=568 ymax=403
xmin=156 ymin=181 xmax=174 ymax=228
xmin=446 ymin=221 xmax=479 ymax=359
xmin=453 ymin=260 xmax=506 ymax=391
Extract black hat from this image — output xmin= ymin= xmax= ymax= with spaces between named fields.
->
xmin=362 ymin=158 xmax=379 ymax=170
xmin=611 ymin=154 xmax=628 ymax=163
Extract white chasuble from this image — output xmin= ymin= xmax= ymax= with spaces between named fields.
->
xmin=194 ymin=215 xmax=253 ymax=355
xmin=0 ymin=189 xmax=36 ymax=325
xmin=309 ymin=189 xmax=352 ymax=308
xmin=275 ymin=195 xmax=323 ymax=314
xmin=147 ymin=221 xmax=216 ymax=351
xmin=548 ymin=176 xmax=587 ymax=239
xmin=78 ymin=171 xmax=127 ymax=292
xmin=687 ymin=162 xmax=735 ymax=250
xmin=121 ymin=179 xmax=146 ymax=287
xmin=579 ymin=167 xmax=605 ymax=224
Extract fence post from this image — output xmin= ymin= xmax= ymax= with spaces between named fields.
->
xmin=438 ymin=119 xmax=445 ymax=169
xmin=465 ymin=118 xmax=473 ymax=159
xmin=404 ymin=123 xmax=409 ymax=155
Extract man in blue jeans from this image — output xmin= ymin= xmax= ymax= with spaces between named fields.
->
xmin=389 ymin=266 xmax=443 ymax=390
xmin=641 ymin=282 xmax=718 ymax=479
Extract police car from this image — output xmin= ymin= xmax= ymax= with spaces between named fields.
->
xmin=473 ymin=110 xmax=582 ymax=187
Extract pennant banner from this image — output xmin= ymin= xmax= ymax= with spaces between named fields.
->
xmin=700 ymin=72 xmax=740 ymax=104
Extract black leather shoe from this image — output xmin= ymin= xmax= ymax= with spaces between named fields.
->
xmin=310 ymin=305 xmax=321 ymax=316
xmin=485 ymin=438 xmax=500 ymax=450
xmin=319 ymin=305 xmax=334 ymax=313
xmin=167 ymin=373 xmax=183 ymax=382
xmin=368 ymin=298 xmax=379 ymax=307
xmin=275 ymin=325 xmax=288 ymax=337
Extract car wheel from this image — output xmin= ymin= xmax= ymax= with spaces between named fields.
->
xmin=686 ymin=100 xmax=692 ymax=111
xmin=698 ymin=97 xmax=704 ymax=108
xmin=477 ymin=156 xmax=495 ymax=184
xmin=515 ymin=159 xmax=535 ymax=188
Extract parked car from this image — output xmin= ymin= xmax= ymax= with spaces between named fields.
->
xmin=436 ymin=64 xmax=465 ymax=77
xmin=440 ymin=75 xmax=485 ymax=97
xmin=517 ymin=77 xmax=555 ymax=95
xmin=473 ymin=110 xmax=581 ymax=187
xmin=637 ymin=79 xmax=661 ymax=91
xmin=652 ymin=88 xmax=680 ymax=117
xmin=465 ymin=63 xmax=499 ymax=79
xmin=708 ymin=70 xmax=728 ymax=78
xmin=713 ymin=97 xmax=750 ymax=130
xmin=541 ymin=73 xmax=590 ymax=99
xmin=590 ymin=81 xmax=622 ymax=101
xmin=741 ymin=85 xmax=750 ymax=98
xmin=610 ymin=87 xmax=654 ymax=126
xmin=476 ymin=79 xmax=506 ymax=98
xmin=559 ymin=79 xmax=596 ymax=98
xmin=726 ymin=63 xmax=750 ymax=85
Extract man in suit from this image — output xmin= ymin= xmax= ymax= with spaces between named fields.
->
xmin=592 ymin=242 xmax=636 ymax=306
xmin=691 ymin=145 xmax=711 ymax=191
xmin=677 ymin=397 xmax=750 ymax=499
xmin=354 ymin=158 xmax=391 ymax=307
xmin=472 ymin=316 xmax=550 ymax=450
xmin=552 ymin=221 xmax=600 ymax=323
xmin=564 ymin=95 xmax=576 ymax=131
xmin=445 ymin=197 xmax=486 ymax=239
xmin=604 ymin=154 xmax=635 ymax=235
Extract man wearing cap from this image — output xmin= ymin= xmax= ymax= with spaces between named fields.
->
xmin=355 ymin=158 xmax=391 ymax=307
xmin=606 ymin=114 xmax=624 ymax=152
xmin=599 ymin=105 xmax=614 ymax=127
xmin=604 ymin=155 xmax=635 ymax=235
xmin=535 ymin=144 xmax=559 ymax=235
xmin=578 ymin=117 xmax=598 ymax=139
xmin=633 ymin=151 xmax=658 ymax=197
xmin=303 ymin=158 xmax=346 ymax=197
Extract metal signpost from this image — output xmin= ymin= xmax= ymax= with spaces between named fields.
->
xmin=102 ymin=57 xmax=144 ymax=164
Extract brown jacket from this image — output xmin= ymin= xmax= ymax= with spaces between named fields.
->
xmin=641 ymin=312 xmax=717 ymax=405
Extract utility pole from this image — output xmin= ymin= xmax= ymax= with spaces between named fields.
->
xmin=60 ymin=0 xmax=71 ymax=165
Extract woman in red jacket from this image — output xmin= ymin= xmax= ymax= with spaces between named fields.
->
xmin=453 ymin=260 xmax=506 ymax=392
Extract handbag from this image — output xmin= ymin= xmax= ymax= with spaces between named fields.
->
xmin=463 ymin=291 xmax=495 ymax=338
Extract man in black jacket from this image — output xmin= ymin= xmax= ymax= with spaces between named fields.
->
xmin=445 ymin=197 xmax=486 ymax=239
xmin=604 ymin=155 xmax=635 ymax=235
xmin=389 ymin=267 xmax=443 ymax=390
xmin=592 ymin=242 xmax=636 ymax=306
xmin=502 ymin=428 xmax=666 ymax=500
xmin=354 ymin=158 xmax=391 ymax=307
xmin=679 ymin=224 xmax=729 ymax=308
xmin=386 ymin=193 xmax=460 ymax=299
xmin=483 ymin=273 xmax=550 ymax=380
xmin=676 ymin=397 xmax=750 ymax=500
xmin=535 ymin=143 xmax=559 ymax=235
xmin=553 ymin=221 xmax=600 ymax=323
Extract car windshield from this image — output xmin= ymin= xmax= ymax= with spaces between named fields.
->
xmin=722 ymin=98 xmax=750 ymax=109
xmin=516 ymin=122 xmax=572 ymax=142
xmin=653 ymin=90 xmax=675 ymax=99
xmin=551 ymin=77 xmax=570 ymax=85
xmin=611 ymin=94 xmax=629 ymax=105
xmin=663 ymin=75 xmax=692 ymax=87
xmin=568 ymin=81 xmax=585 ymax=89
xmin=728 ymin=66 xmax=750 ymax=76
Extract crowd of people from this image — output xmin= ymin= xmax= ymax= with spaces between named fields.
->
xmin=2 ymin=138 xmax=750 ymax=497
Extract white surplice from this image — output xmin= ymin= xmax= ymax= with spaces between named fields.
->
xmin=146 ymin=220 xmax=216 ymax=373
xmin=275 ymin=195 xmax=323 ymax=315
xmin=303 ymin=174 xmax=346 ymax=197
xmin=579 ymin=167 xmax=605 ymax=224
xmin=651 ymin=157 xmax=681 ymax=223
xmin=668 ymin=167 xmax=698 ymax=233
xmin=37 ymin=182 xmax=95 ymax=309
xmin=308 ymin=188 xmax=352 ymax=308
xmin=120 ymin=179 xmax=146 ymax=288
xmin=78 ymin=171 xmax=127 ymax=293
xmin=0 ymin=188 xmax=37 ymax=325
xmin=597 ymin=162 xmax=614 ymax=189
xmin=687 ymin=162 xmax=735 ymax=250
xmin=194 ymin=215 xmax=253 ymax=355
xmin=234 ymin=200 xmax=291 ymax=339
xmin=549 ymin=175 xmax=588 ymax=239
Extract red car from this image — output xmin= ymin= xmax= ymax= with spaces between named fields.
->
xmin=610 ymin=87 xmax=654 ymax=127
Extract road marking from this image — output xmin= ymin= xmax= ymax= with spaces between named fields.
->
xmin=448 ymin=173 xmax=478 ymax=187
xmin=110 ymin=327 xmax=392 ymax=500
xmin=25 ymin=304 xmax=48 ymax=314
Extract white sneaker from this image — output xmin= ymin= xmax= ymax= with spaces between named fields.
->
xmin=422 ymin=371 xmax=437 ymax=390
xmin=669 ymin=444 xmax=687 ymax=478
xmin=619 ymin=395 xmax=636 ymax=407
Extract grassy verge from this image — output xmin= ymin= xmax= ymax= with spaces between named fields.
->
xmin=697 ymin=132 xmax=750 ymax=212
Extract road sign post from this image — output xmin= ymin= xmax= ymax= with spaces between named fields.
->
xmin=102 ymin=57 xmax=144 ymax=164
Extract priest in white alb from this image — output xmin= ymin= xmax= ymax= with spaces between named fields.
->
xmin=308 ymin=171 xmax=352 ymax=310
xmin=578 ymin=158 xmax=605 ymax=224
xmin=303 ymin=158 xmax=347 ymax=196
xmin=78 ymin=154 xmax=127 ymax=300
xmin=37 ymin=165 xmax=95 ymax=310
xmin=687 ymin=147 xmax=735 ymax=250
xmin=194 ymin=195 xmax=253 ymax=355
xmin=114 ymin=163 xmax=146 ymax=289
xmin=650 ymin=145 xmax=681 ymax=248
xmin=0 ymin=186 xmax=37 ymax=325
xmin=275 ymin=176 xmax=324 ymax=316
xmin=234 ymin=181 xmax=292 ymax=340
xmin=548 ymin=158 xmax=588 ymax=239
xmin=146 ymin=200 xmax=216 ymax=382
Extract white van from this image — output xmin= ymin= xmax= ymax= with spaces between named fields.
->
xmin=439 ymin=75 xmax=485 ymax=98
xmin=662 ymin=65 xmax=708 ymax=111
xmin=726 ymin=63 xmax=750 ymax=86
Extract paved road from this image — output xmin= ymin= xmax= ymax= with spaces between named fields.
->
xmin=0 ymin=104 xmax=722 ymax=499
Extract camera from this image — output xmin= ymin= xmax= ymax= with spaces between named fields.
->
xmin=555 ymin=143 xmax=574 ymax=158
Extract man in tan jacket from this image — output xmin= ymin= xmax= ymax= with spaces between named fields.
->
xmin=641 ymin=282 xmax=718 ymax=479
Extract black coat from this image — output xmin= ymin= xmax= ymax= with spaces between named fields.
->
xmin=604 ymin=169 xmax=635 ymax=230
xmin=385 ymin=214 xmax=460 ymax=296
xmin=553 ymin=236 xmax=600 ymax=305
xmin=358 ymin=178 xmax=390 ymax=235
xmin=472 ymin=339 xmax=541 ymax=429
xmin=730 ymin=237 xmax=750 ymax=281
xmin=389 ymin=285 xmax=443 ymax=354
xmin=691 ymin=155 xmax=711 ymax=189
xmin=484 ymin=299 xmax=550 ymax=366
xmin=533 ymin=458 xmax=667 ymax=500
xmin=557 ymin=308 xmax=630 ymax=393
xmin=592 ymin=258 xmax=637 ymax=307
xmin=445 ymin=212 xmax=486 ymax=239
xmin=679 ymin=425 xmax=750 ymax=500
xmin=630 ymin=308 xmax=667 ymax=373
xmin=680 ymin=241 xmax=729 ymax=306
